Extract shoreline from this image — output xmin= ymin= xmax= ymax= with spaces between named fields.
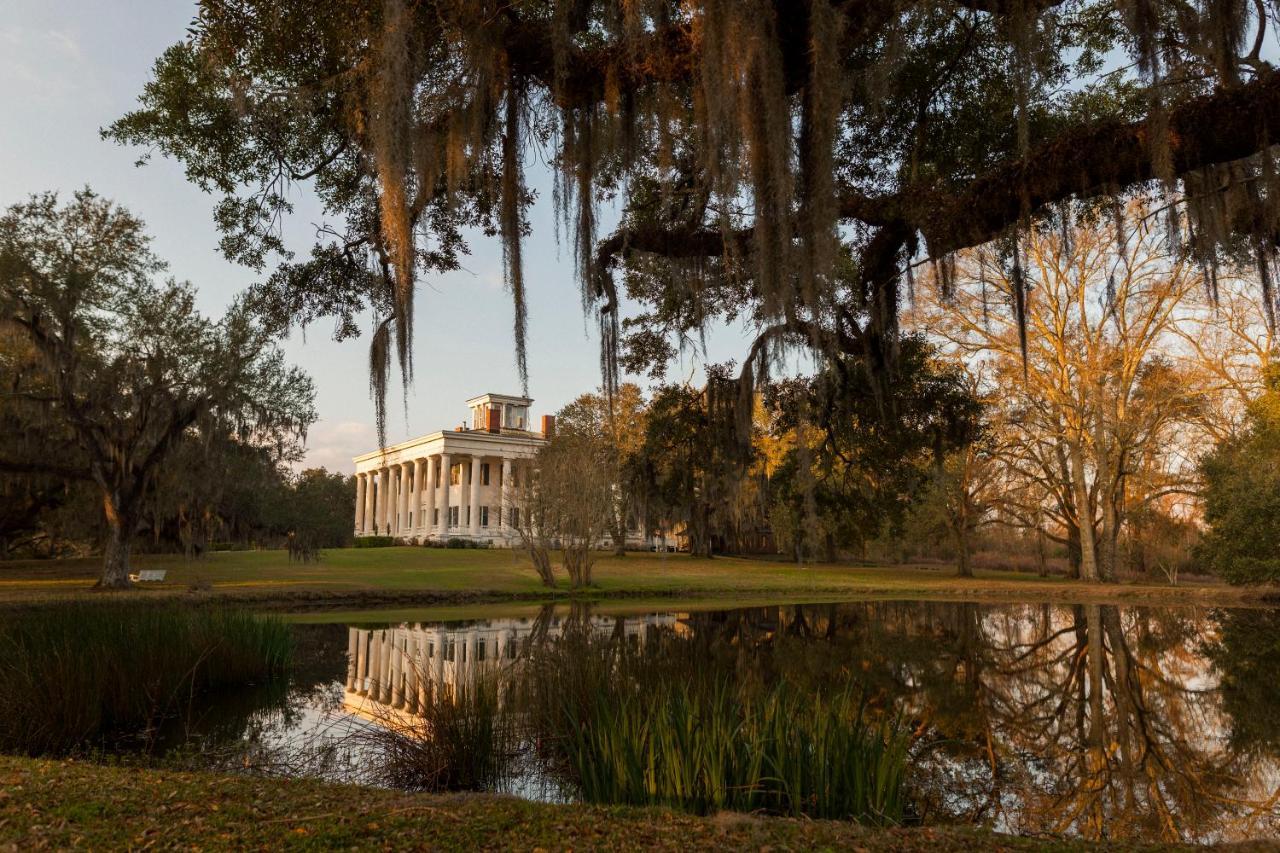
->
xmin=2 ymin=547 xmax=1276 ymax=613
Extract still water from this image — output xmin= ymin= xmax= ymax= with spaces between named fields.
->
xmin=173 ymin=601 xmax=1280 ymax=843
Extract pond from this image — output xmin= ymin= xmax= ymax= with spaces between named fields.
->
xmin=128 ymin=601 xmax=1280 ymax=843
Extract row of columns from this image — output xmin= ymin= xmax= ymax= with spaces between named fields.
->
xmin=354 ymin=453 xmax=523 ymax=539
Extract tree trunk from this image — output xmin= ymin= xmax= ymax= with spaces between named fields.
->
xmin=1068 ymin=441 xmax=1100 ymax=581
xmin=1065 ymin=522 xmax=1082 ymax=579
xmin=97 ymin=502 xmax=135 ymax=590
xmin=954 ymin=526 xmax=973 ymax=578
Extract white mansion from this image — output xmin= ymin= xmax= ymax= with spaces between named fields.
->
xmin=352 ymin=392 xmax=548 ymax=546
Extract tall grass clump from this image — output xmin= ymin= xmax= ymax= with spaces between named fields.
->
xmin=0 ymin=602 xmax=292 ymax=755
xmin=356 ymin=676 xmax=517 ymax=792
xmin=522 ymin=635 xmax=911 ymax=823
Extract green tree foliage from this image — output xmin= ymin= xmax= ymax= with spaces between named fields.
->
xmin=106 ymin=0 xmax=1280 ymax=442
xmin=630 ymin=368 xmax=754 ymax=558
xmin=0 ymin=190 xmax=315 ymax=587
xmin=286 ymin=468 xmax=358 ymax=551
xmin=766 ymin=337 xmax=981 ymax=562
xmin=1197 ymin=369 xmax=1280 ymax=583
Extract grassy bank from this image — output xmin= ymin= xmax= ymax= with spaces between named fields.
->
xmin=1 ymin=547 xmax=1273 ymax=609
xmin=0 ymin=756 xmax=1165 ymax=850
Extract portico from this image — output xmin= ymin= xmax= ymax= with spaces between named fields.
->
xmin=352 ymin=393 xmax=549 ymax=547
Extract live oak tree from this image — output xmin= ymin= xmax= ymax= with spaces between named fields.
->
xmin=630 ymin=370 xmax=754 ymax=558
xmin=766 ymin=336 xmax=981 ymax=563
xmin=0 ymin=190 xmax=315 ymax=589
xmin=108 ymin=0 xmax=1280 ymax=456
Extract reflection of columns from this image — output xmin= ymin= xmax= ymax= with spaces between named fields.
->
xmin=368 ymin=630 xmax=382 ymax=698
xmin=346 ymin=627 xmax=358 ymax=691
xmin=355 ymin=629 xmax=370 ymax=695
xmin=469 ymin=455 xmax=482 ymax=535
xmin=500 ymin=457 xmax=512 ymax=536
xmin=440 ymin=453 xmax=452 ymax=533
xmin=404 ymin=634 xmax=419 ymax=713
xmin=425 ymin=456 xmax=437 ymax=536
xmin=412 ymin=458 xmax=425 ymax=534
xmin=354 ymin=474 xmax=366 ymax=534
xmin=417 ymin=633 xmax=430 ymax=708
xmin=379 ymin=632 xmax=393 ymax=704
xmin=390 ymin=630 xmax=404 ymax=708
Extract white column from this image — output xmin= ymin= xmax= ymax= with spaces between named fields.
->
xmin=387 ymin=467 xmax=399 ymax=535
xmin=412 ymin=458 xmax=425 ymax=534
xmin=500 ymin=457 xmax=512 ymax=538
xmin=469 ymin=455 xmax=482 ymax=536
xmin=440 ymin=453 xmax=452 ymax=534
xmin=376 ymin=468 xmax=389 ymax=535
xmin=363 ymin=472 xmax=376 ymax=534
xmin=425 ymin=455 xmax=437 ymax=536
xmin=399 ymin=462 xmax=411 ymax=534
xmin=354 ymin=474 xmax=367 ymax=534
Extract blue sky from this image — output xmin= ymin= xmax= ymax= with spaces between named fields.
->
xmin=0 ymin=1 xmax=772 ymax=472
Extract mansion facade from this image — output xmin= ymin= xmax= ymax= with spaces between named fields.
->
xmin=352 ymin=393 xmax=548 ymax=546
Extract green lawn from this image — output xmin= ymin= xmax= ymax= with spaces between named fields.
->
xmin=0 ymin=756 xmax=1152 ymax=851
xmin=0 ymin=546 xmax=1268 ymax=608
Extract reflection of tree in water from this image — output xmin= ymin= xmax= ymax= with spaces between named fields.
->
xmin=982 ymin=604 xmax=1253 ymax=842
xmin=671 ymin=602 xmax=1280 ymax=842
xmin=1204 ymin=609 xmax=1280 ymax=756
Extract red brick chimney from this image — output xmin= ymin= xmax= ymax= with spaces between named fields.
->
xmin=486 ymin=406 xmax=501 ymax=433
xmin=541 ymin=414 xmax=556 ymax=439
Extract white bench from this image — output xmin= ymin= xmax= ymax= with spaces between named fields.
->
xmin=128 ymin=569 xmax=167 ymax=583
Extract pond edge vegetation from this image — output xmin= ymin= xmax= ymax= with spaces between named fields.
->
xmin=0 ymin=602 xmax=291 ymax=755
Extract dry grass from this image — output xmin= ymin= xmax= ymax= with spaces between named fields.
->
xmin=0 ymin=755 xmax=1155 ymax=850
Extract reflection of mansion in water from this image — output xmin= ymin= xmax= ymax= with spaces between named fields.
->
xmin=344 ymin=613 xmax=680 ymax=715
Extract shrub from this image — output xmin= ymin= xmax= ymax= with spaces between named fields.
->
xmin=357 ymin=677 xmax=515 ymax=792
xmin=353 ymin=536 xmax=396 ymax=548
xmin=0 ymin=602 xmax=291 ymax=755
xmin=1198 ymin=370 xmax=1280 ymax=584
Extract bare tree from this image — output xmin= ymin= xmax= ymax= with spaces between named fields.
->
xmin=554 ymin=384 xmax=647 ymax=556
xmin=913 ymin=203 xmax=1209 ymax=581
xmin=514 ymin=434 xmax=614 ymax=589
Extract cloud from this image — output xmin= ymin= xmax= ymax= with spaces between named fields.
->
xmin=0 ymin=26 xmax=90 ymax=104
xmin=297 ymin=420 xmax=375 ymax=473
